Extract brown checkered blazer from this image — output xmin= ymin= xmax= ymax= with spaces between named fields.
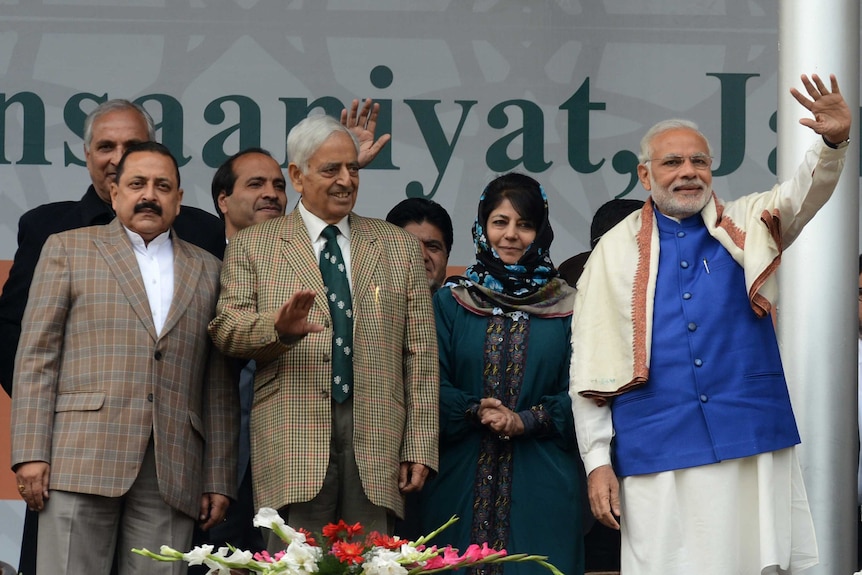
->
xmin=10 ymin=219 xmax=238 ymax=519
xmin=208 ymin=209 xmax=439 ymax=517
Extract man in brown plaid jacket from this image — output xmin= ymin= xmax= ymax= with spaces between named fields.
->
xmin=12 ymin=142 xmax=238 ymax=575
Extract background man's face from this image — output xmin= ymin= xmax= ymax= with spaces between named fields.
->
xmin=218 ymin=153 xmax=287 ymax=238
xmin=289 ymin=132 xmax=359 ymax=224
xmin=403 ymin=220 xmax=449 ymax=291
xmin=86 ymin=109 xmax=150 ymax=203
xmin=110 ymin=151 xmax=183 ymax=242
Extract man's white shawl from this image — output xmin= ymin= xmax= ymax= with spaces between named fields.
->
xmin=570 ymin=140 xmax=847 ymax=404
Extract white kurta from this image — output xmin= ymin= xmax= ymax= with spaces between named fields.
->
xmin=857 ymin=338 xmax=862 ymax=507
xmin=573 ymin=393 xmax=818 ymax=574
xmin=620 ymin=448 xmax=817 ymax=574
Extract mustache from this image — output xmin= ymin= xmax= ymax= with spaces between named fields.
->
xmin=672 ymin=177 xmax=708 ymax=191
xmin=257 ymin=200 xmax=284 ymax=210
xmin=134 ymin=201 xmax=163 ymax=215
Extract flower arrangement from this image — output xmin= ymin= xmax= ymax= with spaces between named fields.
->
xmin=133 ymin=507 xmax=562 ymax=575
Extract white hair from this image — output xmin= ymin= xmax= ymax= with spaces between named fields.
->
xmin=286 ymin=114 xmax=359 ymax=173
xmin=638 ymin=118 xmax=713 ymax=164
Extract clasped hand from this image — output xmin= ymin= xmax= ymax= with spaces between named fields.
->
xmin=478 ymin=398 xmax=525 ymax=438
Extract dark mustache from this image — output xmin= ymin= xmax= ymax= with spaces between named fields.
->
xmin=134 ymin=201 xmax=162 ymax=215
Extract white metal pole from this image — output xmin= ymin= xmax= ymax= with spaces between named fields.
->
xmin=777 ymin=2 xmax=860 ymax=574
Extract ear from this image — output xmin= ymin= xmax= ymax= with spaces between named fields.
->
xmin=176 ymin=188 xmax=184 ymax=216
xmin=110 ymin=181 xmax=119 ymax=211
xmin=288 ymin=163 xmax=304 ymax=193
xmin=216 ymin=190 xmax=229 ymax=216
xmin=637 ymin=164 xmax=652 ymax=191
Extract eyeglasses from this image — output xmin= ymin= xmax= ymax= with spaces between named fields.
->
xmin=645 ymin=154 xmax=713 ymax=170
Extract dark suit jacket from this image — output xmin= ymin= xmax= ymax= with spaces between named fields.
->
xmin=0 ymin=185 xmax=225 ymax=395
xmin=11 ymin=219 xmax=237 ymax=517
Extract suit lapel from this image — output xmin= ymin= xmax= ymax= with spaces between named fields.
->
xmin=161 ymin=235 xmax=203 ymax=337
xmin=348 ymin=214 xmax=380 ymax=306
xmin=95 ymin=220 xmax=158 ymax=341
xmin=282 ymin=210 xmax=329 ymax=309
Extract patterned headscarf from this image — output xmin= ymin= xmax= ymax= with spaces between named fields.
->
xmin=463 ymin=175 xmax=557 ymax=297
xmin=451 ymin=173 xmax=575 ymax=318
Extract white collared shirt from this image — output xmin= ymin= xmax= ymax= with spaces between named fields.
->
xmin=123 ymin=227 xmax=174 ymax=336
xmin=298 ymin=200 xmax=353 ymax=289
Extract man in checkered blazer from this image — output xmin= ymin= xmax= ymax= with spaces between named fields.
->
xmin=11 ymin=142 xmax=239 ymax=575
xmin=209 ymin=114 xmax=438 ymax=544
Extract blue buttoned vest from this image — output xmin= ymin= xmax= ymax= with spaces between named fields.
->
xmin=610 ymin=211 xmax=800 ymax=477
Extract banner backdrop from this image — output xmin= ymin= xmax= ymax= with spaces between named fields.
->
xmin=0 ymin=0 xmax=860 ymax=568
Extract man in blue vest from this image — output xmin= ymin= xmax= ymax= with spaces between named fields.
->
xmin=570 ymin=73 xmax=851 ymax=574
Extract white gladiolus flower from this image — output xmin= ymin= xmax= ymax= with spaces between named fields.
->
xmin=183 ymin=545 xmax=215 ymax=565
xmin=277 ymin=540 xmax=322 ymax=573
xmin=253 ymin=508 xmax=286 ymax=530
xmin=362 ymin=552 xmax=408 ymax=575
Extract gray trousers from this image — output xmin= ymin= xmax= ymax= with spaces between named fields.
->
xmin=37 ymin=436 xmax=194 ymax=575
xmin=266 ymin=397 xmax=393 ymax=552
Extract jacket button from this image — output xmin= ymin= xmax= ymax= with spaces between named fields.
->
xmin=154 ymin=351 xmax=163 ymax=360
xmin=323 ymin=353 xmax=331 ymax=363
xmin=699 ymin=394 xmax=708 ymax=403
xmin=321 ymin=389 xmax=330 ymax=398
xmin=147 ymin=393 xmax=154 ymax=402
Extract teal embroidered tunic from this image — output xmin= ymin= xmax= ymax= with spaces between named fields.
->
xmin=418 ymin=287 xmax=584 ymax=575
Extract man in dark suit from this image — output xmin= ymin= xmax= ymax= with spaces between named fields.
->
xmin=385 ymin=197 xmax=453 ymax=294
xmin=0 ymin=98 xmax=225 ymax=575
xmin=0 ymin=98 xmax=224 ymax=396
xmin=11 ymin=142 xmax=238 ymax=575
xmin=191 ymin=147 xmax=289 ymax=565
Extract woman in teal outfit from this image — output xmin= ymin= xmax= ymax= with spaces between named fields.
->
xmin=418 ymin=173 xmax=583 ymax=575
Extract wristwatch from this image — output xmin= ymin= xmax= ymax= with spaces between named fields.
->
xmin=823 ymin=135 xmax=851 ymax=149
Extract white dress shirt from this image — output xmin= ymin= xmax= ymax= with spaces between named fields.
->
xmin=298 ymin=200 xmax=353 ymax=290
xmin=124 ymin=227 xmax=174 ymax=336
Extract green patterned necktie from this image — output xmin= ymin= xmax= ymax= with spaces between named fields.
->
xmin=319 ymin=225 xmax=353 ymax=402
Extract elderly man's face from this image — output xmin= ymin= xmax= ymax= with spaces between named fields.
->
xmin=403 ymin=220 xmax=449 ymax=292
xmin=110 ymin=151 xmax=183 ymax=243
xmin=218 ymin=152 xmax=287 ymax=238
xmin=289 ymin=132 xmax=359 ymax=224
xmin=86 ymin=108 xmax=150 ymax=203
xmin=637 ymin=128 xmax=713 ymax=219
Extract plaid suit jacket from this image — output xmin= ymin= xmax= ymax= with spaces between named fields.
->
xmin=10 ymin=219 xmax=238 ymax=519
xmin=209 ymin=209 xmax=439 ymax=517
